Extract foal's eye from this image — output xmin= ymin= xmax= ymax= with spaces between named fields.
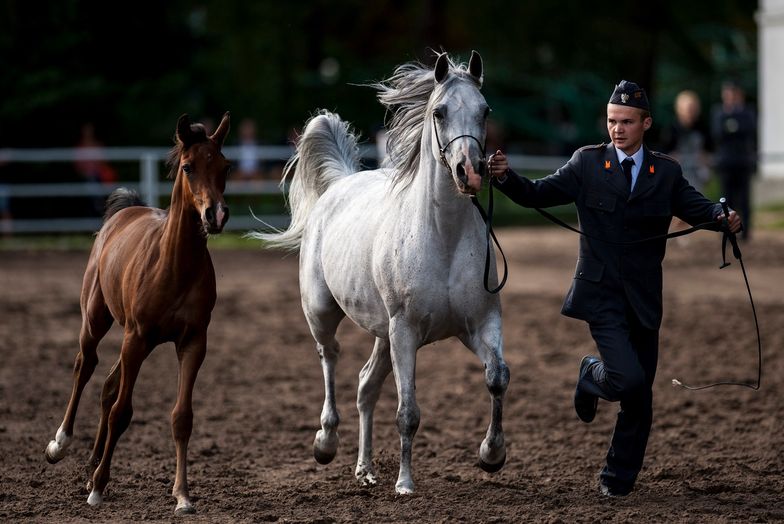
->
xmin=433 ymin=108 xmax=445 ymax=121
xmin=182 ymin=164 xmax=193 ymax=176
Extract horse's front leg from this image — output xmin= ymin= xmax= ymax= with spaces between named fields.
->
xmin=170 ymin=331 xmax=207 ymax=515
xmin=460 ymin=317 xmax=509 ymax=473
xmin=389 ymin=318 xmax=420 ymax=495
xmin=356 ymin=337 xmax=392 ymax=486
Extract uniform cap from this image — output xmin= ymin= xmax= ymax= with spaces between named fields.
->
xmin=609 ymin=80 xmax=649 ymax=111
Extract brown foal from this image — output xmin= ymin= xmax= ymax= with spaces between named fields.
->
xmin=45 ymin=113 xmax=231 ymax=515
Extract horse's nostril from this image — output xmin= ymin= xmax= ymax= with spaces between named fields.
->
xmin=456 ymin=162 xmax=466 ymax=179
xmin=205 ymin=207 xmax=215 ymax=223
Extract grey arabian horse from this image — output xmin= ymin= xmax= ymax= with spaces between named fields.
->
xmin=254 ymin=51 xmax=508 ymax=494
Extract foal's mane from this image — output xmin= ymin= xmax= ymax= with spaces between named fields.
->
xmin=165 ymin=123 xmax=210 ymax=179
xmin=372 ymin=54 xmax=481 ymax=188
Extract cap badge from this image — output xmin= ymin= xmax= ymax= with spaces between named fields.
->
xmin=620 ymin=93 xmax=629 ymax=104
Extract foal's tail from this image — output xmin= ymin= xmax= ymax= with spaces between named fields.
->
xmin=250 ymin=110 xmax=360 ymax=251
xmin=104 ymin=188 xmax=146 ymax=222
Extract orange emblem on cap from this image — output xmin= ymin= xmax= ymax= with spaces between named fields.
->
xmin=649 ymin=165 xmax=655 ymax=174
xmin=604 ymin=160 xmax=611 ymax=169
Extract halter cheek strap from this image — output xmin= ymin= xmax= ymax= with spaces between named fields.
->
xmin=432 ymin=113 xmax=487 ymax=175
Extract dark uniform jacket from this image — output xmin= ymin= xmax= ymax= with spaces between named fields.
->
xmin=495 ymin=143 xmax=722 ymax=330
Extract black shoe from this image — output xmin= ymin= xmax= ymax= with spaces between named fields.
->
xmin=574 ymin=356 xmax=599 ymax=423
xmin=599 ymin=481 xmax=632 ymax=497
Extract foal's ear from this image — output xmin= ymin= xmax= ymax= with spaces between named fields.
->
xmin=434 ymin=53 xmax=449 ymax=84
xmin=176 ymin=114 xmax=195 ymax=147
xmin=210 ymin=111 xmax=231 ymax=147
xmin=468 ymin=50 xmax=483 ymax=84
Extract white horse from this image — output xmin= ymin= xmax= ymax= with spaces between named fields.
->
xmin=255 ymin=51 xmax=508 ymax=494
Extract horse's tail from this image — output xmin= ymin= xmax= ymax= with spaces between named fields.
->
xmin=250 ymin=110 xmax=360 ymax=251
xmin=104 ymin=187 xmax=146 ymax=222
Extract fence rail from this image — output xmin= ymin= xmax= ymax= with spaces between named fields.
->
xmin=0 ymin=146 xmax=567 ymax=234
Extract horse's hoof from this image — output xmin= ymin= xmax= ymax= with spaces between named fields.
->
xmin=313 ymin=446 xmax=337 ymax=465
xmin=478 ymin=451 xmax=506 ymax=473
xmin=175 ymin=502 xmax=196 ymax=516
xmin=87 ymin=490 xmax=103 ymax=507
xmin=313 ymin=430 xmax=338 ymax=464
xmin=45 ymin=442 xmax=63 ymax=464
xmin=355 ymin=469 xmax=378 ymax=487
xmin=395 ymin=481 xmax=415 ymax=495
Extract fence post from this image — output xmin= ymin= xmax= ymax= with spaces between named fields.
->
xmin=140 ymin=152 xmax=159 ymax=207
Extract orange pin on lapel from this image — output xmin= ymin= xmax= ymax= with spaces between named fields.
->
xmin=649 ymin=165 xmax=655 ymax=174
xmin=605 ymin=160 xmax=611 ymax=169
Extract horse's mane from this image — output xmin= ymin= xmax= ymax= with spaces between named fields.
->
xmin=165 ymin=123 xmax=210 ymax=179
xmin=371 ymin=54 xmax=481 ymax=188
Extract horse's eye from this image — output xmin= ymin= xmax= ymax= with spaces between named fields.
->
xmin=433 ymin=108 xmax=445 ymax=121
xmin=182 ymin=164 xmax=193 ymax=176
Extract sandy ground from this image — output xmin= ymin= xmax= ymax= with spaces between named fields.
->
xmin=1 ymin=228 xmax=783 ymax=523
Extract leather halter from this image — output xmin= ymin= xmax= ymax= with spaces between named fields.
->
xmin=431 ymin=112 xmax=487 ymax=176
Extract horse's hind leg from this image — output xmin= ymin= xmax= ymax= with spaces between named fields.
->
xmin=170 ymin=332 xmax=207 ymax=515
xmin=355 ymin=337 xmax=391 ymax=486
xmin=85 ymin=358 xmax=121 ymax=484
xmin=87 ymin=331 xmax=147 ymax=507
xmin=46 ymin=273 xmax=113 ymax=463
xmin=304 ymin=299 xmax=345 ymax=465
xmin=460 ymin=318 xmax=509 ymax=473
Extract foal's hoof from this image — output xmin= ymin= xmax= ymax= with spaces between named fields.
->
xmin=87 ymin=490 xmax=103 ymax=507
xmin=478 ymin=451 xmax=506 ymax=473
xmin=45 ymin=441 xmax=66 ymax=464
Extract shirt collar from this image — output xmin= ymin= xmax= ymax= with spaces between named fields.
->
xmin=615 ymin=145 xmax=644 ymax=166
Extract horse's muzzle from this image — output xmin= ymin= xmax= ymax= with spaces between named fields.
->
xmin=204 ymin=204 xmax=229 ymax=234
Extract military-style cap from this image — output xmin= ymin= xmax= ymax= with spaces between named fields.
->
xmin=608 ymin=80 xmax=649 ymax=111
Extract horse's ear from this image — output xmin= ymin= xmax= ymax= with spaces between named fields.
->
xmin=210 ymin=111 xmax=231 ymax=147
xmin=468 ymin=50 xmax=483 ymax=83
xmin=176 ymin=114 xmax=194 ymax=147
xmin=434 ymin=53 xmax=449 ymax=84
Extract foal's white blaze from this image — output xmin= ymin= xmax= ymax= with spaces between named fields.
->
xmin=45 ymin=425 xmax=71 ymax=462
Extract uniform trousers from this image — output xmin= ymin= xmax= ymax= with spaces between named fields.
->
xmin=577 ymin=294 xmax=659 ymax=492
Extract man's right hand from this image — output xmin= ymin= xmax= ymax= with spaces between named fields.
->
xmin=488 ymin=149 xmax=509 ymax=179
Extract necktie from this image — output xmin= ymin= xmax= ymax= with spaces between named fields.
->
xmin=622 ymin=158 xmax=634 ymax=192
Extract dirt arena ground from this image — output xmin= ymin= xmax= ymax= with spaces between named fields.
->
xmin=1 ymin=228 xmax=783 ymax=523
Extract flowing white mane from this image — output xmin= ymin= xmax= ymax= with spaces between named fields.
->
xmin=371 ymin=55 xmax=482 ymax=188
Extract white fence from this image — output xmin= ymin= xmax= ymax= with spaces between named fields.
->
xmin=0 ymin=146 xmax=566 ymax=234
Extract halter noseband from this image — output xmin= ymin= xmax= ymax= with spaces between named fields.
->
xmin=432 ymin=113 xmax=487 ymax=176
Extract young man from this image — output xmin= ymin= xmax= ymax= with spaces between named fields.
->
xmin=488 ymin=80 xmax=742 ymax=496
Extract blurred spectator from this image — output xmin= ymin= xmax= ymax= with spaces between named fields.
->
xmin=74 ymin=122 xmax=118 ymax=215
xmin=711 ymin=81 xmax=757 ymax=240
xmin=663 ymin=90 xmax=711 ymax=193
xmin=237 ymin=118 xmax=262 ymax=179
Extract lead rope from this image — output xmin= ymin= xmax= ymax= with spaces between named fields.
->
xmin=671 ymin=199 xmax=761 ymax=390
xmin=470 ymin=183 xmax=508 ymax=294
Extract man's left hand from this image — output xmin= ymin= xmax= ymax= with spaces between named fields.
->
xmin=717 ymin=209 xmax=743 ymax=234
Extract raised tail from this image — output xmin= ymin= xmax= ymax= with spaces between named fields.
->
xmin=104 ymin=188 xmax=146 ymax=222
xmin=249 ymin=110 xmax=360 ymax=251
